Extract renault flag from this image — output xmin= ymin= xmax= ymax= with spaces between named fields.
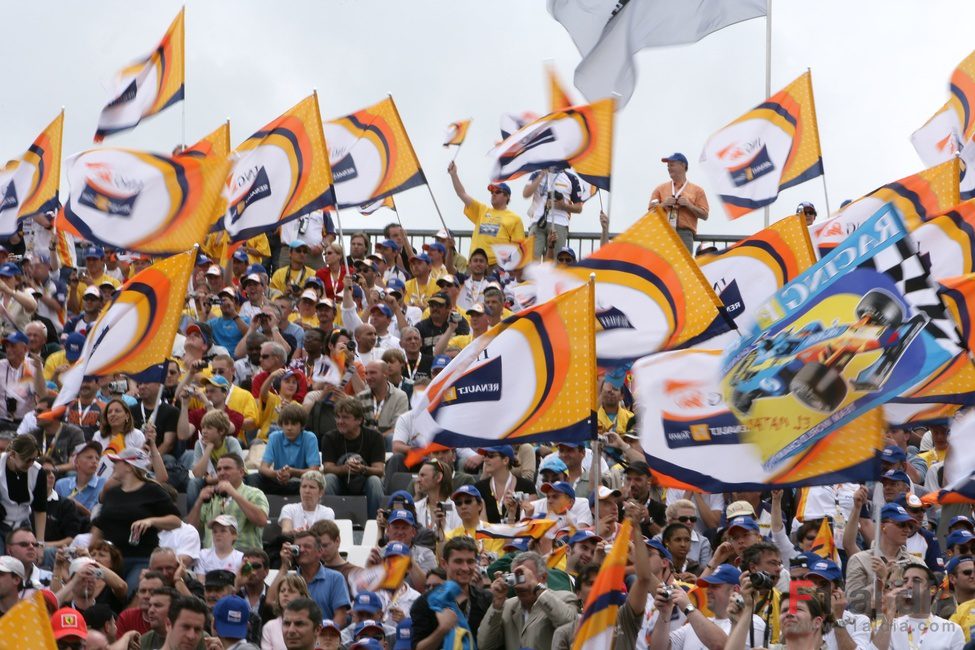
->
xmin=94 ymin=8 xmax=184 ymax=142
xmin=696 ymin=214 xmax=817 ymax=348
xmin=938 ymin=274 xmax=975 ymax=354
xmin=326 ymin=96 xmax=426 ymax=208
xmin=490 ymin=98 xmax=614 ymax=191
xmin=546 ymin=63 xmax=574 ymax=112
xmin=911 ymin=101 xmax=964 ymax=168
xmin=571 ymin=519 xmax=631 ymax=650
xmin=58 ymin=145 xmax=229 ymax=254
xmin=922 ymin=408 xmax=975 ymax=505
xmin=223 ymin=93 xmax=335 ymax=242
xmin=443 ymin=119 xmax=471 ymax=147
xmin=404 ymin=283 xmax=596 ymax=465
xmin=53 ymin=249 xmax=194 ymax=410
xmin=531 ymin=208 xmax=731 ymax=366
xmin=636 ymin=349 xmax=884 ymax=491
xmin=912 ymin=200 xmax=975 ymax=280
xmin=811 ymin=159 xmax=960 ymax=254
xmin=492 ymin=237 xmax=535 ymax=271
xmin=358 ymin=195 xmax=396 ymax=216
xmin=700 ymin=71 xmax=823 ymax=220
xmin=723 ymin=204 xmax=966 ymax=474
xmin=179 ymin=121 xmax=231 ymax=162
xmin=0 ymin=111 xmax=63 ymax=237
xmin=952 ymin=49 xmax=975 ymax=142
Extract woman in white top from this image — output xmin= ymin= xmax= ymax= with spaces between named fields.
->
xmin=413 ymin=458 xmax=461 ymax=532
xmin=261 ymin=573 xmax=312 ymax=650
xmin=279 ymin=471 xmax=335 ymax=533
xmin=91 ymin=399 xmax=145 ymax=481
xmin=196 ymin=514 xmax=244 ymax=578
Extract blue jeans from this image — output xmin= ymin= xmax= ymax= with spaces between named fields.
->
xmin=323 ymin=473 xmax=383 ymax=518
xmin=185 ymin=477 xmax=206 ymax=512
xmin=122 ymin=557 xmax=150 ymax=596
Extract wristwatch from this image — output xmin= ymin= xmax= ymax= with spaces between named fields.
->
xmin=682 ymin=604 xmax=697 ymax=617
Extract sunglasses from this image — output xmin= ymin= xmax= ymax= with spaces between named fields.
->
xmin=247 ymin=563 xmax=265 ymax=570
xmin=677 ymin=516 xmax=697 ymax=524
xmin=455 ymin=498 xmax=479 ymax=506
xmin=10 ymin=541 xmax=42 ymax=548
xmin=960 ymin=569 xmax=975 ymax=577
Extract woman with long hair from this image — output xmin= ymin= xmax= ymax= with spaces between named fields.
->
xmin=90 ymin=448 xmax=181 ymax=592
xmin=413 ymin=459 xmax=460 ymax=532
xmin=316 ymin=242 xmax=348 ymax=301
xmin=261 ymin=573 xmax=311 ymax=650
xmin=0 ymin=434 xmax=46 ymax=551
xmin=662 ymin=522 xmax=702 ymax=580
xmin=91 ymin=399 xmax=145 ymax=458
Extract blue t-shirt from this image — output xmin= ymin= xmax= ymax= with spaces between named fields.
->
xmin=208 ymin=315 xmax=250 ymax=351
xmin=307 ymin=565 xmax=350 ymax=620
xmin=54 ymin=474 xmax=107 ymax=513
xmin=262 ymin=429 xmax=320 ymax=470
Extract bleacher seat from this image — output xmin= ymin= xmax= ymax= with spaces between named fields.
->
xmin=335 ymin=519 xmax=355 ymax=551
xmin=322 ymin=495 xmax=368 ymax=529
xmin=361 ymin=520 xmax=380 ymax=547
xmin=387 ymin=472 xmax=414 ymax=495
xmin=262 ymin=521 xmax=283 ymax=546
xmin=265 ymin=493 xmax=302 ymax=522
xmin=345 ymin=545 xmax=372 ymax=568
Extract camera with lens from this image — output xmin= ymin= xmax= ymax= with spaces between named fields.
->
xmin=449 ymin=311 xmax=463 ymax=325
xmin=660 ymin=586 xmax=673 ymax=600
xmin=749 ymin=571 xmax=775 ymax=590
xmin=552 ymin=191 xmax=564 ymax=202
xmin=347 ymin=339 xmax=357 ymax=353
xmin=92 ymin=568 xmax=104 ymax=579
xmin=287 ymin=544 xmax=301 ymax=557
xmin=513 ymin=492 xmax=527 ymax=502
xmin=437 ymin=501 xmax=453 ymax=513
xmin=207 ymin=296 xmax=221 ymax=307
xmin=503 ymin=572 xmax=526 ymax=587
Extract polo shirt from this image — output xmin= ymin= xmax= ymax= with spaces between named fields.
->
xmin=208 ymin=315 xmax=250 ymax=351
xmin=262 ymin=429 xmax=320 ymax=470
xmin=305 ymin=565 xmax=351 ymax=620
xmin=199 ymin=483 xmax=270 ymax=550
xmin=54 ymin=473 xmax=106 ymax=513
xmin=463 ymin=200 xmax=525 ymax=265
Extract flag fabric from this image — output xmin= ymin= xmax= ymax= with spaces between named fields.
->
xmin=546 ymin=63 xmax=574 ymax=112
xmin=54 ymin=228 xmax=77 ymax=270
xmin=404 ymin=283 xmax=596 ymax=464
xmin=922 ymin=409 xmax=975 ymax=505
xmin=443 ymin=119 xmax=471 ymax=147
xmin=0 ymin=111 xmax=64 ymax=236
xmin=53 ymin=250 xmax=194 ymax=409
xmin=353 ymin=555 xmax=411 ymax=593
xmin=883 ymin=401 xmax=961 ymax=428
xmin=911 ymin=200 xmax=975 ymax=280
xmin=489 ymin=98 xmax=614 ymax=191
xmin=326 ymin=96 xmax=426 ymax=208
xmin=635 ymin=348 xmax=884 ymax=491
xmin=94 ymin=9 xmax=185 ymax=142
xmin=57 ymin=145 xmax=229 ymax=254
xmin=809 ymin=518 xmax=840 ymax=564
xmin=500 ymin=111 xmax=539 ymax=141
xmin=548 ymin=0 xmax=766 ymax=108
xmin=531 ymin=208 xmax=732 ymax=366
xmin=223 ymin=93 xmax=335 ymax=242
xmin=938 ymin=274 xmax=975 ymax=354
xmin=571 ymin=519 xmax=631 ymax=650
xmin=911 ymin=101 xmax=964 ymax=169
xmin=180 ymin=121 xmax=232 ymax=162
xmin=700 ymin=71 xmax=824 ymax=220
xmin=358 ymin=195 xmax=396 ymax=216
xmin=696 ymin=214 xmax=817 ymax=347
xmin=547 ymin=544 xmax=569 ymax=570
xmin=811 ymin=160 xmax=960 ymax=254
xmin=492 ymin=236 xmax=535 ymax=271
xmin=0 ymin=592 xmax=57 ymax=649
xmin=951 ymin=50 xmax=975 ymax=143
xmin=476 ymin=519 xmax=557 ymax=541
xmin=724 ymin=204 xmax=967 ymax=473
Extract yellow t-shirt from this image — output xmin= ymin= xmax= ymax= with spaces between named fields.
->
xmin=270 ymin=265 xmax=315 ymax=294
xmin=73 ymin=273 xmax=121 ymax=305
xmin=597 ymin=405 xmax=635 ymax=434
xmin=257 ymin=392 xmax=302 ymax=441
xmin=446 ymin=524 xmax=504 ymax=557
xmin=204 ymin=232 xmax=270 ymax=266
xmin=44 ymin=349 xmax=68 ymax=383
xmin=404 ymin=277 xmax=439 ymax=307
xmin=951 ymin=599 xmax=975 ymax=641
xmin=918 ymin=447 xmax=947 ymax=468
xmin=289 ymin=312 xmax=320 ymax=328
xmin=226 ymin=385 xmax=260 ymax=437
xmin=448 ymin=334 xmax=473 ymax=350
xmin=463 ymin=200 xmax=525 ymax=265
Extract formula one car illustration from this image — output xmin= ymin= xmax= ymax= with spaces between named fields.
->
xmin=728 ymin=290 xmax=925 ymax=414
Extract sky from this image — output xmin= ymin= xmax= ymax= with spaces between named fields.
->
xmin=1 ymin=0 xmax=974 ymax=241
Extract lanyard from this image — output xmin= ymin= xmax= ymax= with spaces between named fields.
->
xmin=907 ymin=618 xmax=932 ymax=650
xmin=405 ymin=356 xmax=422 ymax=380
xmin=491 ymin=473 xmax=515 ymax=503
xmin=76 ymin=400 xmax=94 ymax=424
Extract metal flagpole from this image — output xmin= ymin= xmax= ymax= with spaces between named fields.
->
xmin=588 ymin=273 xmax=600 ymax=528
xmin=763 ymin=0 xmax=772 ymax=227
xmin=804 ymin=68 xmax=833 ymax=217
xmin=333 ymin=207 xmax=352 ymax=275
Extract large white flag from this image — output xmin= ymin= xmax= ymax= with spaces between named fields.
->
xmin=548 ymin=0 xmax=766 ymax=107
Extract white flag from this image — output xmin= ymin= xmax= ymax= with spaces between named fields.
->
xmin=548 ymin=0 xmax=766 ymax=107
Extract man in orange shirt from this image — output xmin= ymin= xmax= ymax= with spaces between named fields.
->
xmin=649 ymin=153 xmax=709 ymax=252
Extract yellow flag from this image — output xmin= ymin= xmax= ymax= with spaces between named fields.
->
xmin=0 ymin=592 xmax=57 ymax=649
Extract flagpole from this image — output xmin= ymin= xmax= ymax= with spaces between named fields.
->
xmin=180 ymin=5 xmax=187 ymax=148
xmin=763 ymin=0 xmax=772 ymax=227
xmin=333 ymin=208 xmax=352 ymax=275
xmin=589 ymin=273 xmax=600 ymax=529
xmin=804 ymin=68 xmax=832 ymax=217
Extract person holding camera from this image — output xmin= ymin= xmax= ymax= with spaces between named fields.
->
xmin=207 ymin=288 xmax=249 ymax=353
xmin=649 ymin=153 xmax=709 ymax=253
xmin=271 ymin=530 xmax=351 ymax=629
xmin=320 ymin=397 xmax=385 ymax=518
xmin=53 ymin=554 xmax=128 ymax=614
xmin=415 ymin=292 xmax=469 ymax=358
xmin=0 ymin=331 xmax=46 ymax=432
xmin=187 ymin=454 xmax=269 ymax=552
xmin=523 ymin=166 xmax=584 ymax=261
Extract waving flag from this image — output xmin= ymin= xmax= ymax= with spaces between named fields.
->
xmin=443 ymin=119 xmax=471 ymax=147
xmin=405 ymin=283 xmax=596 ymax=464
xmin=724 ymin=205 xmax=967 ymax=473
xmin=912 ymin=101 xmax=964 ymax=168
xmin=223 ymin=93 xmax=335 ymax=242
xmin=490 ymin=98 xmax=614 ymax=190
xmin=912 ymin=200 xmax=975 ymax=280
xmin=358 ymin=195 xmax=396 ymax=216
xmin=811 ymin=160 xmax=960 ymax=253
xmin=53 ymin=249 xmax=193 ymax=410
xmin=326 ymin=96 xmax=426 ymax=208
xmin=0 ymin=592 xmax=57 ymax=649
xmin=353 ymin=555 xmax=411 ymax=593
xmin=546 ymin=544 xmax=569 ymax=569
xmin=476 ymin=519 xmax=557 ymax=541
xmin=951 ymin=50 xmax=975 ymax=142
xmin=0 ymin=111 xmax=64 ymax=236
xmin=700 ymin=71 xmax=823 ymax=219
xmin=939 ymin=274 xmax=975 ymax=354
xmin=922 ymin=409 xmax=975 ymax=505
xmin=57 ymin=145 xmax=229 ymax=254
xmin=180 ymin=121 xmax=231 ymax=162
xmin=532 ymin=208 xmax=731 ymax=366
xmin=696 ymin=214 xmax=817 ymax=347
xmin=635 ymin=349 xmax=883 ymax=491
xmin=94 ymin=8 xmax=185 ymax=142
xmin=572 ymin=519 xmax=631 ymax=650
xmin=500 ymin=111 xmax=539 ymax=141
xmin=492 ymin=236 xmax=535 ymax=271
xmin=809 ymin=518 xmax=840 ymax=564
xmin=547 ymin=63 xmax=574 ymax=111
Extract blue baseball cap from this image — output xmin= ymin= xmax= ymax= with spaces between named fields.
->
xmin=84 ymin=245 xmax=105 ymax=259
xmin=423 ymin=242 xmax=446 ymax=255
xmin=212 ymin=595 xmax=250 ymax=639
xmin=451 ymin=485 xmax=483 ymax=502
xmin=288 ymin=239 xmax=309 ymax=250
xmin=947 ymin=530 xmax=975 ymax=548
xmin=557 ymin=246 xmax=576 ymax=261
xmin=376 ymin=239 xmax=400 ymax=252
xmin=350 ymin=639 xmax=383 ymax=650
xmin=557 ymin=441 xmax=586 ymax=449
xmin=393 ymin=618 xmax=412 ymax=650
xmin=0 ymin=263 xmax=20 ymax=278
xmin=410 ymin=252 xmax=432 ymax=265
xmin=503 ymin=538 xmax=530 ymax=553
xmin=64 ymin=332 xmax=86 ymax=362
xmin=352 ymin=591 xmax=382 ymax=614
xmin=880 ymin=503 xmax=913 ymax=523
xmin=645 ymin=537 xmax=672 ymax=563
xmin=388 ymin=490 xmax=415 ymax=506
xmin=431 ymin=354 xmax=451 ymax=372
xmin=661 ymin=152 xmax=689 ymax=167
xmin=805 ymin=557 xmax=842 ymax=583
xmin=947 ymin=555 xmax=974 ymax=574
xmin=353 ymin=619 xmax=385 ymax=640
xmin=370 ymin=304 xmax=393 ymax=319
xmin=195 ymin=253 xmax=211 ymax=266
xmin=880 ymin=470 xmax=911 ymax=485
xmin=538 ymin=454 xmax=568 ymax=475
xmin=727 ymin=516 xmax=760 ymax=533
xmin=487 ymin=182 xmax=511 ymax=196
xmin=880 ymin=445 xmax=907 ymax=463
xmin=232 ymin=249 xmax=249 ymax=262
xmin=384 ymin=541 xmax=412 ymax=558
xmin=246 ymin=263 xmax=267 ymax=276
xmin=386 ymin=277 xmax=406 ymax=294
xmin=541 ymin=481 xmax=576 ymax=500
xmin=477 ymin=445 xmax=514 ymax=461
xmin=949 ymin=516 xmax=975 ymax=531
xmin=567 ymin=530 xmax=602 ymax=546
xmin=698 ymin=563 xmax=741 ymax=586
xmin=387 ymin=510 xmax=416 ymax=528
xmin=3 ymin=331 xmax=28 ymax=346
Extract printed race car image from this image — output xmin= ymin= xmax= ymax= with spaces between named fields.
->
xmin=729 ymin=290 xmax=925 ymax=414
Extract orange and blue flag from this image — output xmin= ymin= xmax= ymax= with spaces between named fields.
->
xmin=354 ymin=554 xmax=411 ymax=593
xmin=912 ymin=199 xmax=975 ymax=281
xmin=53 ymin=249 xmax=194 ymax=410
xmin=476 ymin=519 xmax=558 ymax=541
xmin=326 ymin=96 xmax=426 ymax=208
xmin=492 ymin=236 xmax=535 ymax=271
xmin=951 ymin=50 xmax=975 ymax=143
xmin=443 ymin=119 xmax=472 ymax=147
xmin=532 ymin=208 xmax=732 ymax=366
xmin=922 ymin=408 xmax=975 ymax=505
xmin=809 ymin=518 xmax=840 ymax=564
xmin=490 ymin=98 xmax=614 ymax=191
xmin=938 ymin=273 xmax=975 ymax=354
xmin=358 ymin=195 xmax=396 ymax=216
xmin=547 ymin=63 xmax=574 ymax=112
xmin=223 ymin=93 xmax=335 ymax=242
xmin=572 ymin=519 xmax=631 ymax=650
xmin=95 ymin=9 xmax=184 ymax=142
xmin=700 ymin=71 xmax=823 ymax=219
xmin=0 ymin=111 xmax=64 ymax=236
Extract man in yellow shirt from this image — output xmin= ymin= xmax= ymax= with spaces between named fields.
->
xmin=404 ymin=253 xmax=438 ymax=308
xmin=596 ymin=379 xmax=634 ymax=434
xmin=918 ymin=424 xmax=950 ymax=468
xmin=447 ymin=161 xmax=524 ymax=266
xmin=948 ymin=555 xmax=975 ymax=640
xmin=270 ymin=241 xmax=315 ymax=297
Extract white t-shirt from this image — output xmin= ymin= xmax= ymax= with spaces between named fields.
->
xmin=668 ymin=615 xmax=767 ymax=650
xmin=527 ymin=170 xmax=582 ymax=228
xmin=414 ymin=496 xmax=462 ymax=531
xmin=280 ymin=211 xmax=326 ymax=250
xmin=888 ymin=615 xmax=965 ymax=650
xmin=93 ymin=429 xmax=146 ymax=481
xmin=528 ymin=496 xmax=594 ymax=530
xmin=195 ymin=548 xmax=244 ymax=577
xmin=825 ymin=610 xmax=872 ymax=650
xmin=277 ymin=503 xmax=335 ymax=532
xmin=158 ymin=522 xmax=203 ymax=563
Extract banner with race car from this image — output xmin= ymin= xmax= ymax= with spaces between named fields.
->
xmin=722 ymin=204 xmax=969 ymax=476
xmin=635 ymin=349 xmax=883 ymax=490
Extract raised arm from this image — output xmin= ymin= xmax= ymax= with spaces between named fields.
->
xmin=447 ymin=161 xmax=475 ymax=208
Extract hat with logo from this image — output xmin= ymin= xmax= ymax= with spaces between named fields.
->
xmin=806 ymin=557 xmax=842 ymax=583
xmin=321 ymin=619 xmax=340 ymax=635
xmin=880 ymin=445 xmax=907 ymax=463
xmin=85 ymin=245 xmax=106 ymax=259
xmin=880 ymin=469 xmax=911 ymax=485
xmin=352 ymin=591 xmax=383 ymax=614
xmin=880 ymin=503 xmax=914 ymax=523
xmin=83 ymin=285 xmax=102 ymax=299
xmin=557 ymin=246 xmax=577 ymax=261
xmin=0 ymin=555 xmax=24 ymax=579
xmin=477 ymin=445 xmax=514 ymax=461
xmin=387 ymin=510 xmax=417 ymax=528
xmin=661 ymin=152 xmax=689 ymax=167
xmin=370 ymin=303 xmax=393 ymax=318
xmin=195 ymin=253 xmax=211 ymax=267
xmin=541 ymin=481 xmax=576 ymax=500
xmin=242 ymin=273 xmax=262 ymax=286
xmin=208 ymin=514 xmax=239 ymax=531
xmin=51 ymin=607 xmax=88 ymax=640
xmin=727 ymin=516 xmax=760 ymax=533
xmin=0 ymin=262 xmax=20 ymax=278
xmin=487 ymin=182 xmax=511 ymax=196
xmin=431 ymin=354 xmax=451 ymax=372
xmin=436 ymin=274 xmax=459 ymax=287
xmin=698 ymin=564 xmax=741 ymax=587
xmin=64 ymin=332 xmax=86 ymax=362
xmin=451 ymin=484 xmax=483 ymax=502
xmin=466 ymin=303 xmax=486 ymax=316
xmin=409 ymin=252 xmax=432 ymax=265
xmin=376 ymin=239 xmax=400 ymax=252
xmin=946 ymin=554 xmax=974 ymax=574
xmin=386 ymin=277 xmax=406 ymax=295
xmin=538 ymin=454 xmax=568 ymax=475
xmin=206 ymin=264 xmax=223 ymax=277
xmin=394 ymin=618 xmax=413 ymax=650
xmin=726 ymin=500 xmax=757 ymax=519
xmin=947 ymin=529 xmax=975 ymax=548
xmin=384 ymin=541 xmax=411 ymax=558
xmin=949 ymin=515 xmax=975 ymax=532
xmin=232 ymin=249 xmax=249 ymax=263
xmin=503 ymin=538 xmax=530 ymax=553
xmin=106 ymin=447 xmax=151 ymax=471
xmin=423 ymin=242 xmax=446 ymax=255
xmin=567 ymin=529 xmax=602 ymax=546
xmin=350 ymin=639 xmax=384 ymax=650
xmin=203 ymin=374 xmax=231 ymax=391
xmin=213 ymin=595 xmax=250 ymax=639
xmin=353 ymin=619 xmax=385 ymax=640
xmin=388 ymin=490 xmax=415 ymax=506
xmin=428 ymin=291 xmax=450 ymax=306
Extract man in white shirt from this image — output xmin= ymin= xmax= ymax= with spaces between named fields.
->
xmin=872 ymin=561 xmax=965 ymax=650
xmin=522 ymin=167 xmax=583 ymax=259
xmin=803 ymin=556 xmax=872 ymax=650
